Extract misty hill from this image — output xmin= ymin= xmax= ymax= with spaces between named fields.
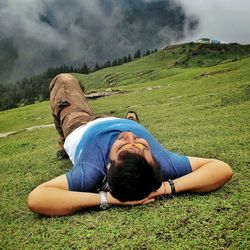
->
xmin=74 ymin=42 xmax=250 ymax=91
xmin=0 ymin=42 xmax=250 ymax=112
xmin=1 ymin=42 xmax=250 ymax=133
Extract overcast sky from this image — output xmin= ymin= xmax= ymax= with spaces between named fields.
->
xmin=178 ymin=0 xmax=250 ymax=44
xmin=0 ymin=0 xmax=249 ymax=81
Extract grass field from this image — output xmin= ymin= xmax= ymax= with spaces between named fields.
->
xmin=0 ymin=44 xmax=249 ymax=249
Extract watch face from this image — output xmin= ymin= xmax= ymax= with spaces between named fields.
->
xmin=100 ymin=203 xmax=110 ymax=210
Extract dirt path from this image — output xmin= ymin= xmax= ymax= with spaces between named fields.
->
xmin=0 ymin=124 xmax=55 ymax=138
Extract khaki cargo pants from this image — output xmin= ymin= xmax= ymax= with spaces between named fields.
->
xmin=49 ymin=73 xmax=103 ymax=149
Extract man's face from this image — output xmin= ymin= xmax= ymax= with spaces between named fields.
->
xmin=109 ymin=132 xmax=154 ymax=164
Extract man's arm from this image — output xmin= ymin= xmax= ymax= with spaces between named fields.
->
xmin=149 ymin=157 xmax=233 ymax=197
xmin=28 ymin=175 xmax=101 ymax=216
xmin=174 ymin=157 xmax=233 ymax=193
xmin=28 ymin=175 xmax=154 ymax=216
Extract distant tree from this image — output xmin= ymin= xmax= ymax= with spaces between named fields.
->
xmin=107 ymin=60 xmax=112 ymax=67
xmin=127 ymin=54 xmax=132 ymax=62
xmin=80 ymin=63 xmax=89 ymax=74
xmin=112 ymin=59 xmax=118 ymax=67
xmin=146 ymin=50 xmax=151 ymax=56
xmin=123 ymin=56 xmax=128 ymax=63
xmin=118 ymin=58 xmax=124 ymax=65
xmin=134 ymin=49 xmax=141 ymax=59
xmin=103 ymin=60 xmax=111 ymax=68
xmin=95 ymin=63 xmax=100 ymax=71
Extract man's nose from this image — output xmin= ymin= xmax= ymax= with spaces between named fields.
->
xmin=124 ymin=132 xmax=137 ymax=143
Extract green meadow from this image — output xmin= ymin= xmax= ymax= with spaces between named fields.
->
xmin=0 ymin=44 xmax=249 ymax=249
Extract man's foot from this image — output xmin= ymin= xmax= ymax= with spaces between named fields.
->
xmin=56 ymin=149 xmax=69 ymax=160
xmin=125 ymin=111 xmax=140 ymax=123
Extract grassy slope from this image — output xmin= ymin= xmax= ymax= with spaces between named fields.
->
xmin=0 ymin=101 xmax=52 ymax=132
xmin=0 ymin=44 xmax=249 ymax=249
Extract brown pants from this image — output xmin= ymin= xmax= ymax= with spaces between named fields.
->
xmin=49 ymin=73 xmax=101 ymax=148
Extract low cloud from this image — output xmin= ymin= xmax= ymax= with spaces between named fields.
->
xmin=177 ymin=0 xmax=250 ymax=44
xmin=0 ymin=0 xmax=198 ymax=81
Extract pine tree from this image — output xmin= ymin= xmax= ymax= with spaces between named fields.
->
xmin=118 ymin=58 xmax=123 ymax=65
xmin=104 ymin=60 xmax=111 ymax=68
xmin=112 ymin=59 xmax=118 ymax=67
xmin=80 ymin=63 xmax=89 ymax=74
xmin=127 ymin=54 xmax=132 ymax=62
xmin=95 ymin=63 xmax=100 ymax=71
xmin=134 ymin=49 xmax=141 ymax=59
xmin=123 ymin=56 xmax=128 ymax=63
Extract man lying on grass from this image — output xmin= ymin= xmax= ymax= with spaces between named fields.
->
xmin=28 ymin=74 xmax=233 ymax=216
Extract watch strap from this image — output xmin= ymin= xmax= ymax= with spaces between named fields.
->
xmin=167 ymin=179 xmax=176 ymax=195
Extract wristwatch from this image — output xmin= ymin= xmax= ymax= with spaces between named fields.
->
xmin=99 ymin=191 xmax=110 ymax=210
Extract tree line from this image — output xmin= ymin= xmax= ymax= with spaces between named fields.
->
xmin=0 ymin=48 xmax=157 ymax=111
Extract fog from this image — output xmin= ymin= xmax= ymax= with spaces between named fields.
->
xmin=0 ymin=0 xmax=198 ymax=81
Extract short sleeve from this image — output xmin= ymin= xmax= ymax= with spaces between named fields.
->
xmin=66 ymin=162 xmax=105 ymax=192
xmin=157 ymin=150 xmax=192 ymax=180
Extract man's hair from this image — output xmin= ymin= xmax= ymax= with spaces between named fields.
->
xmin=107 ymin=151 xmax=162 ymax=201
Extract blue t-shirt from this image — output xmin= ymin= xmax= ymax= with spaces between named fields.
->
xmin=66 ymin=119 xmax=192 ymax=192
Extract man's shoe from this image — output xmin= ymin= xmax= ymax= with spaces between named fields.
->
xmin=56 ymin=149 xmax=69 ymax=160
xmin=125 ymin=111 xmax=140 ymax=123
